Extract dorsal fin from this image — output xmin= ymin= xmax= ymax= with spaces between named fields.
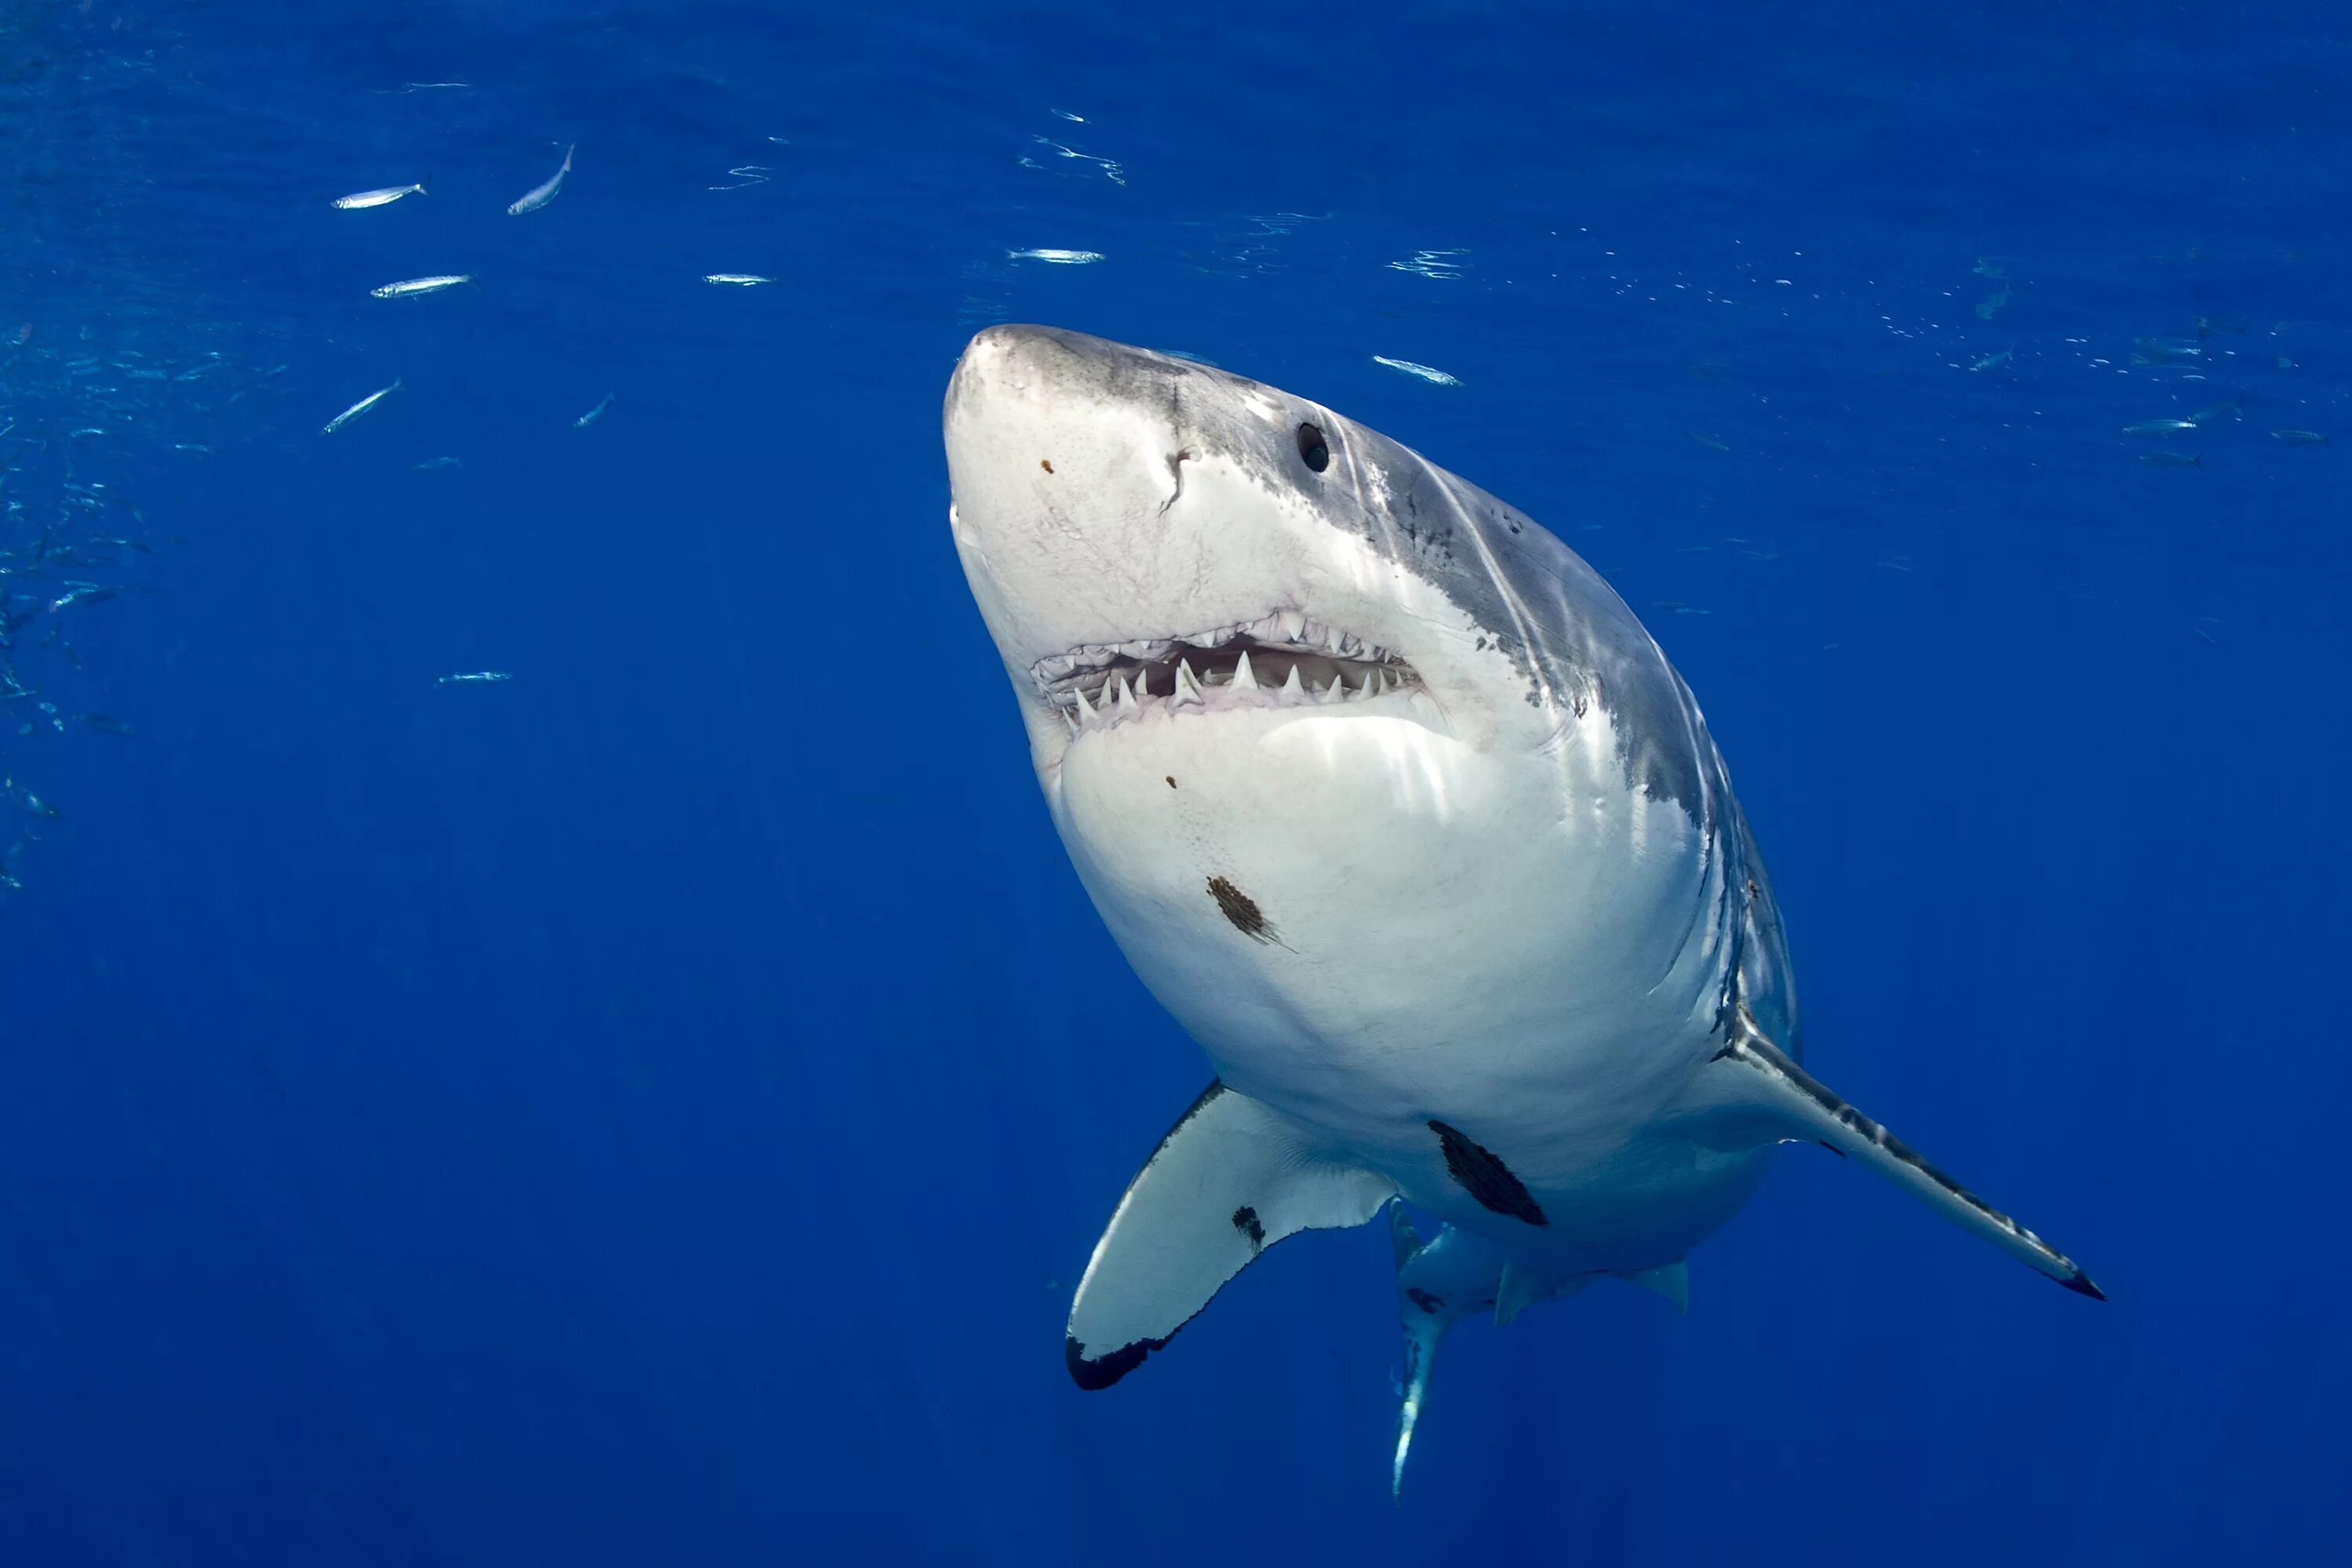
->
xmin=1065 ymin=1082 xmax=1394 ymax=1389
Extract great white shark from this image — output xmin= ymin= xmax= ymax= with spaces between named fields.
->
xmin=942 ymin=324 xmax=2100 ymax=1493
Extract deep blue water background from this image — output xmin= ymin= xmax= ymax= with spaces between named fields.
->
xmin=4 ymin=2 xmax=2348 ymax=1563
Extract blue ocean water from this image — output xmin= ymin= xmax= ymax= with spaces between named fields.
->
xmin=4 ymin=2 xmax=2347 ymax=1562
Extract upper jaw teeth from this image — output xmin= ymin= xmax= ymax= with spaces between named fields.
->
xmin=1031 ymin=610 xmax=1420 ymax=735
xmin=1032 ymin=612 xmax=1399 ymax=685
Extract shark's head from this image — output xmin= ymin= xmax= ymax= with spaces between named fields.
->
xmin=944 ymin=326 xmax=1762 ymax=1123
xmin=945 ymin=324 xmax=1700 ymax=794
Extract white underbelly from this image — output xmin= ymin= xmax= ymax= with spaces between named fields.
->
xmin=1049 ymin=701 xmax=1753 ymax=1265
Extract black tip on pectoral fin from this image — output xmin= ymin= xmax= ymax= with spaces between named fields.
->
xmin=2060 ymin=1270 xmax=2108 ymax=1302
xmin=1066 ymin=1331 xmax=1167 ymax=1391
xmin=1062 ymin=1081 xmax=1395 ymax=1392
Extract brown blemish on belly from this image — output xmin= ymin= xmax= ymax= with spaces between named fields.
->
xmin=1040 ymin=459 xmax=1054 ymax=473
xmin=1206 ymin=875 xmax=1276 ymax=943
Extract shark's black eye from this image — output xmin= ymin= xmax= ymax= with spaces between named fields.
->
xmin=1295 ymin=422 xmax=1330 ymax=473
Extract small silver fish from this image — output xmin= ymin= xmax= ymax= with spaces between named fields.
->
xmin=1969 ymin=349 xmax=2013 ymax=372
xmin=1005 ymin=248 xmax=1103 ymax=264
xmin=702 ymin=273 xmax=772 ymax=286
xmin=332 ymin=177 xmax=430 ymax=210
xmin=2137 ymin=452 xmax=2202 ymax=467
xmin=2190 ymin=397 xmax=2242 ymax=423
xmin=574 ymin=393 xmax=615 ymax=428
xmin=322 ymin=378 xmax=401 ymax=434
xmin=412 ymin=456 xmax=463 ymax=471
xmin=507 ymin=144 xmax=575 ymax=216
xmin=2122 ymin=419 xmax=2197 ymax=435
xmin=1371 ymin=355 xmax=1461 ymax=387
xmin=2132 ymin=336 xmax=2202 ymax=365
xmin=437 ymin=670 xmax=513 ymax=686
xmin=2271 ymin=430 xmax=2329 ymax=447
xmin=371 ymin=274 xmax=473 ymax=299
xmin=48 ymin=583 xmax=116 ymax=613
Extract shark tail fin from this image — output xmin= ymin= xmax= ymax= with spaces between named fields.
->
xmin=1711 ymin=1002 xmax=2105 ymax=1300
xmin=1064 ymin=1082 xmax=1394 ymax=1391
xmin=1388 ymin=1214 xmax=1511 ymax=1503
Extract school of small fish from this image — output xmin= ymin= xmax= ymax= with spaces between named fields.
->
xmin=5 ymin=89 xmax=2339 ymax=900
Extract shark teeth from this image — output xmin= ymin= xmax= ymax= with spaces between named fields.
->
xmin=1032 ymin=612 xmax=1405 ymax=688
xmin=1034 ymin=610 xmax=1423 ymax=736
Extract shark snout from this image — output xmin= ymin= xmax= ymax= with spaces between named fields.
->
xmin=942 ymin=326 xmax=1203 ymax=559
xmin=947 ymin=324 xmax=1182 ymax=430
xmin=946 ymin=325 xmax=1395 ymax=739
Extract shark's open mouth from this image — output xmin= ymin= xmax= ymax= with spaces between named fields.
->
xmin=1033 ymin=612 xmax=1422 ymax=735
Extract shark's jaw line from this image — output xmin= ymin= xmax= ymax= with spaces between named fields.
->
xmin=1031 ymin=609 xmax=1426 ymax=735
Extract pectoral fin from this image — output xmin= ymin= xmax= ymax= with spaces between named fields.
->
xmin=1712 ymin=1003 xmax=2104 ymax=1300
xmin=1065 ymin=1081 xmax=1396 ymax=1389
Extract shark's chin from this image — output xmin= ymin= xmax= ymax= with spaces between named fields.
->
xmin=1038 ymin=678 xmax=1458 ymax=790
xmin=1047 ymin=701 xmax=1472 ymax=844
